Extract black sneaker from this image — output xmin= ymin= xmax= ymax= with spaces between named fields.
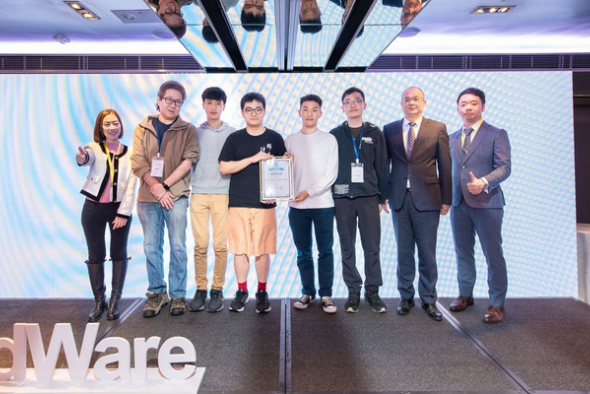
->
xmin=344 ymin=290 xmax=360 ymax=313
xmin=365 ymin=291 xmax=387 ymax=313
xmin=229 ymin=289 xmax=249 ymax=312
xmin=207 ymin=289 xmax=224 ymax=312
xmin=294 ymin=294 xmax=315 ymax=310
xmin=255 ymin=290 xmax=271 ymax=313
xmin=188 ymin=289 xmax=207 ymax=312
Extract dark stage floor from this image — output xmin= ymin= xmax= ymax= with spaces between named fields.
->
xmin=1 ymin=297 xmax=589 ymax=394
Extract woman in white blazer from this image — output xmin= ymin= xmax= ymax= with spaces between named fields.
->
xmin=76 ymin=109 xmax=138 ymax=322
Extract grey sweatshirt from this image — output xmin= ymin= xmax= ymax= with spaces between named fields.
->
xmin=191 ymin=121 xmax=236 ymax=194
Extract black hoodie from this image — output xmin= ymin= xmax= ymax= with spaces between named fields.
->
xmin=329 ymin=121 xmax=389 ymax=204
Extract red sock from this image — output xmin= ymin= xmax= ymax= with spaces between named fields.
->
xmin=238 ymin=282 xmax=248 ymax=292
xmin=258 ymin=282 xmax=267 ymax=292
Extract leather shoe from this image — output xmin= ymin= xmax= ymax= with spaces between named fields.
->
xmin=421 ymin=303 xmax=442 ymax=321
xmin=483 ymin=306 xmax=505 ymax=323
xmin=449 ymin=296 xmax=474 ymax=312
xmin=396 ymin=298 xmax=415 ymax=315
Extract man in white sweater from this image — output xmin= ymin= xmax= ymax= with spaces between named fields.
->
xmin=286 ymin=94 xmax=339 ymax=313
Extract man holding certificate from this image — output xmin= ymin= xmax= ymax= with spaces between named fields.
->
xmin=219 ymin=92 xmax=286 ymax=314
xmin=286 ymin=94 xmax=339 ymax=314
xmin=330 ymin=87 xmax=389 ymax=313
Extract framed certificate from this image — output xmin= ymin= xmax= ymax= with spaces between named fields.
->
xmin=259 ymin=156 xmax=294 ymax=201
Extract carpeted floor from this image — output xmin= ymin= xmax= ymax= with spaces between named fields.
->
xmin=1 ymin=297 xmax=589 ymax=394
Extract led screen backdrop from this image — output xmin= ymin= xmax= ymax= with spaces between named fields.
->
xmin=0 ymin=71 xmax=576 ymax=299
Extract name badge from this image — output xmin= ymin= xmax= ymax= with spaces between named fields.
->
xmin=351 ymin=163 xmax=364 ymax=183
xmin=151 ymin=156 xmax=164 ymax=177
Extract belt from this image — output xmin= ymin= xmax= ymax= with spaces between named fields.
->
xmin=406 ymin=188 xmax=412 ymax=195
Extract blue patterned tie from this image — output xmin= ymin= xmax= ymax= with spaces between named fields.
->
xmin=407 ymin=122 xmax=416 ymax=158
xmin=462 ymin=127 xmax=474 ymax=155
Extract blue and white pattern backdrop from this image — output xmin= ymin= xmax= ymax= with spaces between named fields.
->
xmin=0 ymin=71 xmax=576 ymax=299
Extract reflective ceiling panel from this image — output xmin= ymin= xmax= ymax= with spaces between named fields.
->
xmin=338 ymin=0 xmax=423 ymax=68
xmin=295 ymin=0 xmax=355 ymax=68
xmin=145 ymin=1 xmax=234 ymax=68
xmin=226 ymin=0 xmax=278 ymax=68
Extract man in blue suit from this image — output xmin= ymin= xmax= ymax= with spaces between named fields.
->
xmin=383 ymin=86 xmax=452 ymax=321
xmin=449 ymin=87 xmax=511 ymax=324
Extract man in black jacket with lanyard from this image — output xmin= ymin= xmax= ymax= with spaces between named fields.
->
xmin=330 ymin=87 xmax=389 ymax=313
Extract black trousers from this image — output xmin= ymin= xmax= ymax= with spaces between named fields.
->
xmin=81 ymin=199 xmax=131 ymax=264
xmin=334 ymin=195 xmax=383 ymax=293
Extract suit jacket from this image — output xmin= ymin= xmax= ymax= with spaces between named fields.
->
xmin=383 ymin=117 xmax=452 ymax=211
xmin=449 ymin=121 xmax=511 ymax=209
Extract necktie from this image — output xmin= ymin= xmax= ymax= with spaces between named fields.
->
xmin=407 ymin=122 xmax=416 ymax=158
xmin=462 ymin=127 xmax=474 ymax=155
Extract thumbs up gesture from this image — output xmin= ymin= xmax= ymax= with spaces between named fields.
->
xmin=466 ymin=171 xmax=485 ymax=195
xmin=76 ymin=146 xmax=88 ymax=165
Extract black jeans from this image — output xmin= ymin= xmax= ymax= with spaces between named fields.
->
xmin=334 ymin=195 xmax=383 ymax=293
xmin=81 ymin=199 xmax=131 ymax=264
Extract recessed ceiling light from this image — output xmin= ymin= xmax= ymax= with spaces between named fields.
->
xmin=53 ymin=35 xmax=70 ymax=44
xmin=473 ymin=6 xmax=515 ymax=14
xmin=398 ymin=27 xmax=421 ymax=38
xmin=64 ymin=1 xmax=100 ymax=20
xmin=152 ymin=29 xmax=175 ymax=39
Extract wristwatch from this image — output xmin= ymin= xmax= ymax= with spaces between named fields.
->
xmin=162 ymin=182 xmax=170 ymax=191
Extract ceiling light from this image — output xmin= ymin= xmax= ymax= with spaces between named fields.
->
xmin=473 ymin=6 xmax=515 ymax=14
xmin=64 ymin=1 xmax=100 ymax=20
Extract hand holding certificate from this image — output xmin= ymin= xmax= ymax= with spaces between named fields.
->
xmin=260 ymin=156 xmax=294 ymax=202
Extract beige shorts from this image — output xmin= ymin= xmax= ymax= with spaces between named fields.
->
xmin=228 ymin=207 xmax=277 ymax=257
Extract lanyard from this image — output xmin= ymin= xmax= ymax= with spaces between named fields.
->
xmin=155 ymin=120 xmax=164 ymax=156
xmin=155 ymin=117 xmax=177 ymax=156
xmin=350 ymin=122 xmax=365 ymax=164
xmin=104 ymin=142 xmax=121 ymax=184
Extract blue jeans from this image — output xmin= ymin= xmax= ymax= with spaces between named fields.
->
xmin=288 ymin=207 xmax=335 ymax=297
xmin=137 ymin=197 xmax=189 ymax=299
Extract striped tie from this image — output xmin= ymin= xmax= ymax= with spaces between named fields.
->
xmin=407 ymin=122 xmax=416 ymax=158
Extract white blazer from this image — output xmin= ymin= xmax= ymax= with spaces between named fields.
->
xmin=79 ymin=142 xmax=138 ymax=218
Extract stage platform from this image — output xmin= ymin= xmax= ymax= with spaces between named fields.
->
xmin=1 ymin=298 xmax=589 ymax=394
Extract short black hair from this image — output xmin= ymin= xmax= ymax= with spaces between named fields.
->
xmin=168 ymin=23 xmax=187 ymax=39
xmin=300 ymin=94 xmax=323 ymax=108
xmin=202 ymin=25 xmax=219 ymax=43
xmin=300 ymin=16 xmax=322 ymax=34
xmin=457 ymin=87 xmax=486 ymax=105
xmin=341 ymin=87 xmax=365 ymax=103
xmin=156 ymin=80 xmax=187 ymax=111
xmin=241 ymin=92 xmax=266 ymax=110
xmin=241 ymin=10 xmax=266 ymax=32
xmin=202 ymin=87 xmax=227 ymax=104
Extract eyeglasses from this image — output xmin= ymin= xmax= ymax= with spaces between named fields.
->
xmin=244 ymin=107 xmax=264 ymax=115
xmin=343 ymin=99 xmax=363 ymax=107
xmin=163 ymin=97 xmax=184 ymax=107
xmin=403 ymin=96 xmax=424 ymax=104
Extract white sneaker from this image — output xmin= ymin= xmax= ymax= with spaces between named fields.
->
xmin=294 ymin=294 xmax=315 ymax=309
xmin=321 ymin=296 xmax=337 ymax=314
